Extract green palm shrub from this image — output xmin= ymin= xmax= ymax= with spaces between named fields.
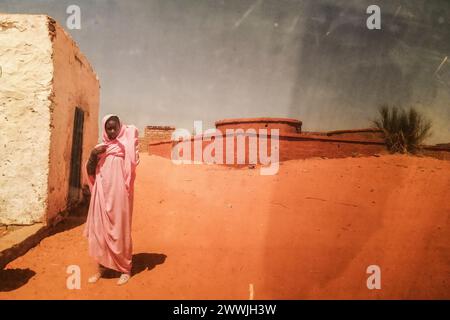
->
xmin=373 ymin=105 xmax=432 ymax=153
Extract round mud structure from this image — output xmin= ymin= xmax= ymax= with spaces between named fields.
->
xmin=215 ymin=117 xmax=302 ymax=134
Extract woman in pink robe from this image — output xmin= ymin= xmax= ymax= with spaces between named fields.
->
xmin=84 ymin=114 xmax=139 ymax=285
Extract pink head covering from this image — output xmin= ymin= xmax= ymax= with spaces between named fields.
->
xmin=100 ymin=114 xmax=126 ymax=158
xmin=102 ymin=114 xmax=125 ymax=143
xmin=86 ymin=114 xmax=139 ymax=191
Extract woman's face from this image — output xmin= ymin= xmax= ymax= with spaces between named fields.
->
xmin=105 ymin=117 xmax=120 ymax=140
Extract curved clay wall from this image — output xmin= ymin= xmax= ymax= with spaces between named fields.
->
xmin=325 ymin=128 xmax=384 ymax=143
xmin=215 ymin=117 xmax=302 ymax=134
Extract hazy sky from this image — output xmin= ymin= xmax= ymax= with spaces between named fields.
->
xmin=1 ymin=0 xmax=449 ymax=143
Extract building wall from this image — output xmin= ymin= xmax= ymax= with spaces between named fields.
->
xmin=0 ymin=15 xmax=53 ymax=225
xmin=150 ymin=131 xmax=450 ymax=164
xmin=423 ymin=147 xmax=450 ymax=161
xmin=139 ymin=126 xmax=174 ymax=153
xmin=215 ymin=118 xmax=302 ymax=135
xmin=138 ymin=137 xmax=148 ymax=153
xmin=325 ymin=129 xmax=385 ymax=143
xmin=46 ymin=19 xmax=99 ymax=224
xmin=277 ymin=137 xmax=386 ymax=161
xmin=149 ymin=132 xmax=387 ymax=164
xmin=149 ymin=119 xmax=387 ymax=164
xmin=145 ymin=126 xmax=175 ymax=143
xmin=148 ymin=141 xmax=174 ymax=159
xmin=0 ymin=14 xmax=99 ymax=226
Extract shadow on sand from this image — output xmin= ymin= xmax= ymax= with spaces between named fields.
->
xmin=0 ymin=268 xmax=36 ymax=292
xmin=101 ymin=253 xmax=167 ymax=279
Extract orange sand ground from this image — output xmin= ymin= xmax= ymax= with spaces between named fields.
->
xmin=0 ymin=154 xmax=449 ymax=299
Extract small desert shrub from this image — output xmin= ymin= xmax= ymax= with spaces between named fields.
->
xmin=373 ymin=105 xmax=432 ymax=153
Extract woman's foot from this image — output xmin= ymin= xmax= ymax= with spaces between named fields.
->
xmin=117 ymin=273 xmax=131 ymax=286
xmin=88 ymin=265 xmax=105 ymax=284
xmin=88 ymin=272 xmax=102 ymax=284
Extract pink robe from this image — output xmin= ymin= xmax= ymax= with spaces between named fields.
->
xmin=83 ymin=114 xmax=139 ymax=274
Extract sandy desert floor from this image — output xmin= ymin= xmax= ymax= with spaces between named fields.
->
xmin=0 ymin=153 xmax=449 ymax=299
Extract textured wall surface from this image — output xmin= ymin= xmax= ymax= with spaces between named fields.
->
xmin=46 ymin=20 xmax=99 ymax=223
xmin=47 ymin=21 xmax=100 ymax=220
xmin=148 ymin=130 xmax=387 ymax=164
xmin=0 ymin=14 xmax=99 ymax=225
xmin=216 ymin=118 xmax=302 ymax=134
xmin=145 ymin=126 xmax=175 ymax=143
xmin=138 ymin=137 xmax=148 ymax=152
xmin=0 ymin=14 xmax=53 ymax=225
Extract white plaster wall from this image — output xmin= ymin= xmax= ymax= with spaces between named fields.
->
xmin=0 ymin=14 xmax=53 ymax=225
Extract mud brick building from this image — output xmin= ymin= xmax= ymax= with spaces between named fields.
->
xmin=0 ymin=14 xmax=99 ymax=225
xmin=138 ymin=125 xmax=175 ymax=152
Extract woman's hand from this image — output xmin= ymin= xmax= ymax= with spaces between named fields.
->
xmin=87 ymin=145 xmax=106 ymax=176
xmin=92 ymin=145 xmax=107 ymax=156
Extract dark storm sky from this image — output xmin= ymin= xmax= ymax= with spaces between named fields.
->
xmin=1 ymin=0 xmax=449 ymax=143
